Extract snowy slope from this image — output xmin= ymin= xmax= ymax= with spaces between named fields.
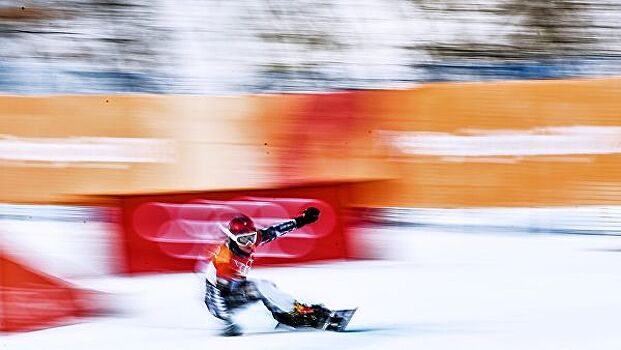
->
xmin=4 ymin=227 xmax=621 ymax=350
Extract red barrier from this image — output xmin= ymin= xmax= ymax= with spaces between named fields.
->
xmin=0 ymin=252 xmax=99 ymax=332
xmin=119 ymin=183 xmax=350 ymax=274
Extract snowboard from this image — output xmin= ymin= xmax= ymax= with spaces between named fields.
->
xmin=272 ymin=307 xmax=358 ymax=333
xmin=320 ymin=308 xmax=358 ymax=332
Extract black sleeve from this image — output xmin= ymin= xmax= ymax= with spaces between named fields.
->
xmin=258 ymin=220 xmax=298 ymax=245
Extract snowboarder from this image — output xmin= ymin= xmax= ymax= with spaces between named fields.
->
xmin=200 ymin=207 xmax=354 ymax=336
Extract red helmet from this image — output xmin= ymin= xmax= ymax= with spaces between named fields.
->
xmin=228 ymin=214 xmax=256 ymax=234
xmin=227 ymin=214 xmax=258 ymax=246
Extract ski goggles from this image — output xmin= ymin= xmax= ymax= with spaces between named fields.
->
xmin=218 ymin=223 xmax=259 ymax=247
xmin=234 ymin=231 xmax=258 ymax=247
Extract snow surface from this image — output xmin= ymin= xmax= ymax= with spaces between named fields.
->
xmin=4 ymin=227 xmax=621 ymax=350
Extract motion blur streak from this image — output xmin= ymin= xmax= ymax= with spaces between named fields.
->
xmin=382 ymin=126 xmax=621 ymax=157
xmin=0 ymin=137 xmax=174 ymax=164
xmin=3 ymin=1 xmax=621 ymax=347
xmin=130 ymin=197 xmax=336 ymax=260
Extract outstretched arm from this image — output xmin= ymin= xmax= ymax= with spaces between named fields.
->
xmin=259 ymin=207 xmax=320 ymax=245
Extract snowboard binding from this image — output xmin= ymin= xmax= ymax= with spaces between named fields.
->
xmin=273 ymin=302 xmax=357 ymax=332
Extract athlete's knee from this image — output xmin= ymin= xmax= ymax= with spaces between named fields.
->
xmin=238 ymin=279 xmax=261 ymax=299
xmin=251 ymin=278 xmax=278 ymax=291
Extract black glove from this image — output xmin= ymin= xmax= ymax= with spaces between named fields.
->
xmin=295 ymin=207 xmax=320 ymax=228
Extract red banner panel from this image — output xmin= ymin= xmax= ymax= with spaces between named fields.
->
xmin=119 ymin=183 xmax=352 ymax=274
xmin=0 ymin=252 xmax=100 ymax=332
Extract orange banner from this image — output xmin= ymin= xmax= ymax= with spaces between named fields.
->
xmin=349 ymin=78 xmax=621 ymax=207
xmin=0 ymin=95 xmax=276 ymax=203
xmin=3 ymin=77 xmax=621 ymax=207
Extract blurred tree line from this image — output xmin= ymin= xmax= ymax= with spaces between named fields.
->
xmin=0 ymin=0 xmax=167 ymax=92
xmin=403 ymin=0 xmax=621 ymax=80
xmin=2 ymin=0 xmax=621 ymax=93
xmin=409 ymin=0 xmax=599 ymax=58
